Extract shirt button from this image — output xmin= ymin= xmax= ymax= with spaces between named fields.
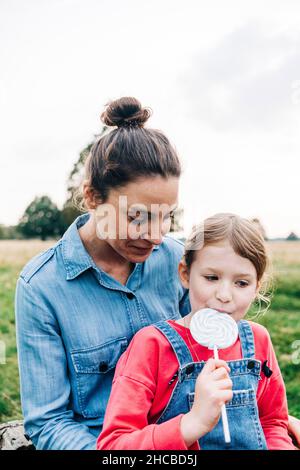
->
xmin=247 ymin=360 xmax=255 ymax=370
xmin=126 ymin=292 xmax=135 ymax=299
xmin=99 ymin=362 xmax=109 ymax=373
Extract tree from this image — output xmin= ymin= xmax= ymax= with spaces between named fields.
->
xmin=0 ymin=225 xmax=20 ymax=239
xmin=17 ymin=196 xmax=62 ymax=240
xmin=60 ymin=128 xmax=107 ymax=233
xmin=287 ymin=232 xmax=298 ymax=241
xmin=170 ymin=208 xmax=184 ymax=233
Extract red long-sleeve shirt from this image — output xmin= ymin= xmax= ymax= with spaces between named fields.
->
xmin=97 ymin=320 xmax=295 ymax=450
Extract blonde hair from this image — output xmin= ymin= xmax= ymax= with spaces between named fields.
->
xmin=184 ymin=213 xmax=273 ymax=317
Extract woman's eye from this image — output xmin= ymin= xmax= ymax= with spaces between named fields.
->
xmin=237 ymin=280 xmax=249 ymax=287
xmin=204 ymin=275 xmax=218 ymax=281
xmin=129 ymin=218 xmax=141 ymax=225
xmin=128 ymin=214 xmax=146 ymax=225
xmin=163 ymin=211 xmax=174 ymax=221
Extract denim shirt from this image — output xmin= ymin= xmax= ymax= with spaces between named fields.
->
xmin=15 ymin=213 xmax=190 ymax=450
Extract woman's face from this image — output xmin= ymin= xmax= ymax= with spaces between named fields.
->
xmin=93 ymin=175 xmax=179 ymax=263
xmin=179 ymin=241 xmax=260 ymax=322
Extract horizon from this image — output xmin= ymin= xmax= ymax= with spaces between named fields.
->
xmin=1 ymin=0 xmax=300 ymax=238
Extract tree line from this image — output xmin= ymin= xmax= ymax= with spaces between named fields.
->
xmin=0 ymin=129 xmax=184 ymax=240
xmin=0 ymin=128 xmax=297 ymax=241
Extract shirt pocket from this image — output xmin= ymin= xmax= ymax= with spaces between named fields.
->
xmin=71 ymin=336 xmax=128 ymax=418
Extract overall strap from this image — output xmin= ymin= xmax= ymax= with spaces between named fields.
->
xmin=153 ymin=320 xmax=194 ymax=368
xmin=238 ymin=320 xmax=255 ymax=358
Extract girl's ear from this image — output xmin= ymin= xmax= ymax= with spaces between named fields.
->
xmin=178 ymin=259 xmax=190 ymax=289
xmin=255 ymin=280 xmax=261 ymax=296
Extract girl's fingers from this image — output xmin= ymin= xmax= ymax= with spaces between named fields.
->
xmin=211 ymin=367 xmax=230 ymax=381
xmin=216 ymin=389 xmax=233 ymax=403
xmin=202 ymin=358 xmax=230 ymax=374
xmin=214 ymin=378 xmax=233 ymax=390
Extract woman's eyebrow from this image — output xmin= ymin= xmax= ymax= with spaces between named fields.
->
xmin=128 ymin=204 xmax=178 ymax=215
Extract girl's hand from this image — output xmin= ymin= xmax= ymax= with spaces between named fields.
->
xmin=180 ymin=358 xmax=233 ymax=447
xmin=288 ymin=415 xmax=300 ymax=449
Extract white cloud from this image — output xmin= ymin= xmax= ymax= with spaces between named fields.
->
xmin=180 ymin=21 xmax=300 ymax=132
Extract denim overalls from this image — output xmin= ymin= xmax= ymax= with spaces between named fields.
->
xmin=153 ymin=319 xmax=268 ymax=450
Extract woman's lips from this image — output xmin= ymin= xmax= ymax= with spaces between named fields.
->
xmin=130 ymin=244 xmax=153 ymax=253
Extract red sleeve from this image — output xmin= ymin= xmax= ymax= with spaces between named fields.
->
xmin=96 ymin=327 xmax=199 ymax=450
xmin=253 ymin=323 xmax=296 ymax=450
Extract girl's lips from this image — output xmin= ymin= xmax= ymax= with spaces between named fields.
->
xmin=214 ymin=308 xmax=232 ymax=314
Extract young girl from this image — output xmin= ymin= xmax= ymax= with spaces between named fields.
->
xmin=97 ymin=213 xmax=295 ymax=450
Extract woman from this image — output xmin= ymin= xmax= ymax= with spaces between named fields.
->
xmin=15 ymin=97 xmax=300 ymax=450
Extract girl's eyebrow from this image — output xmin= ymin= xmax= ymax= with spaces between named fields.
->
xmin=202 ymin=267 xmax=253 ymax=278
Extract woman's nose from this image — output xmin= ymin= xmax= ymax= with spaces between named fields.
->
xmin=141 ymin=219 xmax=166 ymax=245
xmin=142 ymin=230 xmax=163 ymax=245
xmin=216 ymin=283 xmax=233 ymax=303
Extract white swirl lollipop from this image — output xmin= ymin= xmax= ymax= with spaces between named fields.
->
xmin=190 ymin=308 xmax=238 ymax=350
xmin=190 ymin=308 xmax=238 ymax=444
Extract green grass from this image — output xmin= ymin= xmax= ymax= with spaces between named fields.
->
xmin=0 ymin=241 xmax=300 ymax=423
xmin=247 ymin=272 xmax=300 ymax=417
xmin=254 ymin=309 xmax=300 ymax=417
xmin=0 ymin=265 xmax=23 ymax=421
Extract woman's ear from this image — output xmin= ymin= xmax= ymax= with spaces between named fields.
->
xmin=178 ymin=259 xmax=190 ymax=289
xmin=82 ymin=181 xmax=101 ymax=210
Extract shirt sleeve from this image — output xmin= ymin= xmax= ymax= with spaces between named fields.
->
xmin=15 ymin=277 xmax=96 ymax=450
xmin=97 ymin=330 xmax=198 ymax=450
xmin=256 ymin=326 xmax=296 ymax=450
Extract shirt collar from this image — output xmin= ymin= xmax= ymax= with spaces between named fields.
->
xmin=62 ymin=213 xmax=95 ymax=280
xmin=62 ymin=212 xmax=159 ymax=281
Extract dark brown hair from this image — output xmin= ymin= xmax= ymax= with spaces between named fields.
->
xmin=80 ymin=97 xmax=181 ymax=204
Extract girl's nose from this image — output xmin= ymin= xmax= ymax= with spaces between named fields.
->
xmin=216 ymin=283 xmax=233 ymax=303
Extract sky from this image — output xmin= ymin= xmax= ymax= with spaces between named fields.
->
xmin=0 ymin=0 xmax=300 ymax=238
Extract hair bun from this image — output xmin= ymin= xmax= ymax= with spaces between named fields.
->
xmin=101 ymin=97 xmax=151 ymax=128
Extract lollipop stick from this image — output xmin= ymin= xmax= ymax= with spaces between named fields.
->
xmin=213 ymin=345 xmax=231 ymax=444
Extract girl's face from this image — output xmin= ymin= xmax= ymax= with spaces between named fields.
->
xmin=179 ymin=240 xmax=260 ymax=322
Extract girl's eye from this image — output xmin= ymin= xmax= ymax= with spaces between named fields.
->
xmin=204 ymin=275 xmax=218 ymax=281
xmin=236 ymin=280 xmax=249 ymax=287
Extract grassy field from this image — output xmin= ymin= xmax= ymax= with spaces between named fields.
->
xmin=0 ymin=239 xmax=300 ymax=422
